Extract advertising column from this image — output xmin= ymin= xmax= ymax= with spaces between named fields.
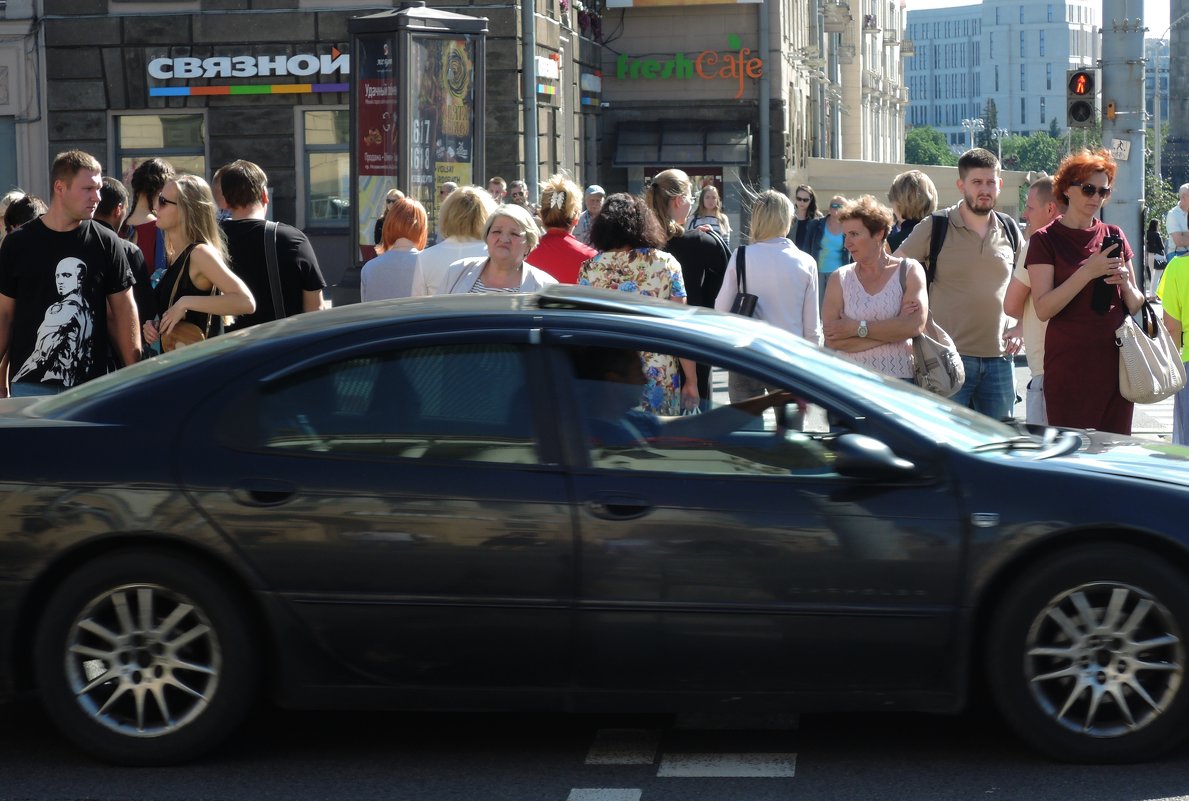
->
xmin=356 ymin=34 xmax=399 ymax=258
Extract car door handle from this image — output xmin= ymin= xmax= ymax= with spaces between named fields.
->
xmin=586 ymin=493 xmax=653 ymax=521
xmin=230 ymin=479 xmax=297 ymax=507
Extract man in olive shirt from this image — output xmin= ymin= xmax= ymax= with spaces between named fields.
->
xmin=894 ymin=148 xmax=1020 ymax=420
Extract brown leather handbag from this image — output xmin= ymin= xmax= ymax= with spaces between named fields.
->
xmin=161 ymin=245 xmax=214 ymax=352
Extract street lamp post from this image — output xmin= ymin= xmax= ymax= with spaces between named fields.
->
xmin=1154 ymin=11 xmax=1189 ymax=181
xmin=993 ymin=127 xmax=1009 ymax=163
xmin=961 ymin=117 xmax=984 ymax=151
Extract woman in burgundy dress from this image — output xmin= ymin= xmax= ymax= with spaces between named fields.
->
xmin=1026 ymin=149 xmax=1144 ymax=434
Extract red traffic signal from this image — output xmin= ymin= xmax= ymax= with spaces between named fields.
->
xmin=1067 ymin=68 xmax=1099 ymax=129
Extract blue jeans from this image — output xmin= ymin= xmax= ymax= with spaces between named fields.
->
xmin=950 ymin=355 xmax=1015 ymax=421
xmin=9 ymin=382 xmax=62 ymax=397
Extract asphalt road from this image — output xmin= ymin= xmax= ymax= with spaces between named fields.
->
xmin=4 ymin=699 xmax=1189 ymax=801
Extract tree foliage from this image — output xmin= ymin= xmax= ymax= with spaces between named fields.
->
xmin=905 ymin=126 xmax=957 ymax=167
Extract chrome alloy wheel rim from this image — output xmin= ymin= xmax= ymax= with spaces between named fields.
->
xmin=1025 ymin=582 xmax=1184 ymax=737
xmin=63 ymin=583 xmax=221 ymax=738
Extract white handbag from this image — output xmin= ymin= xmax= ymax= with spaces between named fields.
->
xmin=1115 ymin=301 xmax=1187 ymax=404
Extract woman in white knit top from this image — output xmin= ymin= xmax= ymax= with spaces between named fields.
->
xmin=821 ymin=195 xmax=927 ymax=380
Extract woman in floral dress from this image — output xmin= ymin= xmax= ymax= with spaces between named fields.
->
xmin=579 ymin=192 xmax=698 ymax=414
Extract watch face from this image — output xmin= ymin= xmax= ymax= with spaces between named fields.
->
xmin=858 ymin=322 xmax=868 ymax=338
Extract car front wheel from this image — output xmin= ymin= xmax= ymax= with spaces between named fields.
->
xmin=989 ymin=544 xmax=1189 ymax=763
xmin=34 ymin=550 xmax=258 ymax=765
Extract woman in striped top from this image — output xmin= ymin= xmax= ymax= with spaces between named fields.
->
xmin=435 ymin=204 xmax=557 ymax=295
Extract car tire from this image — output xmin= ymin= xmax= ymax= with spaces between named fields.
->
xmin=34 ymin=550 xmax=259 ymax=765
xmin=988 ymin=544 xmax=1189 ymax=763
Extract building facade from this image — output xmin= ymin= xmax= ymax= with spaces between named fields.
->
xmin=905 ymin=0 xmax=1100 ymax=149
xmin=7 ymin=0 xmax=909 ymax=282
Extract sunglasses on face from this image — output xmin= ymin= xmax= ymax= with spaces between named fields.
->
xmin=795 ymin=197 xmax=811 ymax=203
xmin=1078 ymin=183 xmax=1112 ymax=198
xmin=157 ymin=197 xmax=178 ymax=208
xmin=829 ymin=203 xmax=843 ymax=210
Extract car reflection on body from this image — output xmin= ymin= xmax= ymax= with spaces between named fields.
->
xmin=1 ymin=285 xmax=1188 ymax=766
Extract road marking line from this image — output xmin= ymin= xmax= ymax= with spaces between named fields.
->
xmin=566 ymin=789 xmax=643 ymax=801
xmin=656 ymin=752 xmax=797 ymax=778
xmin=585 ymin=728 xmax=660 ymax=765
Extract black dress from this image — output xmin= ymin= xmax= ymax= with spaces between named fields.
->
xmin=154 ymin=243 xmax=223 ymax=338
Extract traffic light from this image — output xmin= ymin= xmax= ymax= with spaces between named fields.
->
xmin=1067 ymin=68 xmax=1099 ymax=129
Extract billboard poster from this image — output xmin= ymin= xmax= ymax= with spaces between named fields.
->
xmin=409 ymin=36 xmax=477 ymax=235
xmin=356 ymin=33 xmax=398 ymax=250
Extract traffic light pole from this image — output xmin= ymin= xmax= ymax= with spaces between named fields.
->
xmin=1099 ymin=0 xmax=1145 ymax=270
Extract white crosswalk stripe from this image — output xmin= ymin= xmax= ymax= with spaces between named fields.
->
xmin=656 ymin=752 xmax=797 ymax=778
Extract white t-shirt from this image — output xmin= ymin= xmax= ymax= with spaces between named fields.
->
xmin=1013 ymin=241 xmax=1046 ymax=377
xmin=1167 ymin=204 xmax=1189 ymax=257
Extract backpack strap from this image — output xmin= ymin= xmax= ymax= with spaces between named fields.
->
xmin=995 ymin=210 xmax=1022 ymax=256
xmin=263 ymin=220 xmax=284 ymax=320
xmin=925 ymin=211 xmax=949 ymax=286
xmin=737 ymin=246 xmax=747 ymax=294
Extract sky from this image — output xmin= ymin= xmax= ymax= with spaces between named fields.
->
xmin=902 ymin=0 xmax=1171 ymax=35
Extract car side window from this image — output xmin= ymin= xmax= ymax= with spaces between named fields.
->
xmin=565 ymin=344 xmax=838 ymax=477
xmin=258 ymin=343 xmax=540 ymax=464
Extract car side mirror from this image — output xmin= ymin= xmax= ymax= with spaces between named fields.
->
xmin=833 ymin=433 xmax=916 ymax=479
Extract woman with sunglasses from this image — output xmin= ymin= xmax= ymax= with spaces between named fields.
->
xmin=788 ymin=184 xmax=821 ymax=253
xmin=1026 ymin=148 xmax=1144 ymax=434
xmin=803 ymin=195 xmax=850 ymax=308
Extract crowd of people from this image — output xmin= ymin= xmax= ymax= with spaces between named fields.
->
xmin=1 ymin=147 xmax=1184 ymax=445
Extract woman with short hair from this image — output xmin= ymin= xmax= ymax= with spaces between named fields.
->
xmin=714 ymin=190 xmax=821 ymax=401
xmin=361 ymin=196 xmax=428 ymax=301
xmin=821 ymin=195 xmax=927 ymax=381
xmin=886 ymin=170 xmax=938 ymax=253
xmin=580 ymin=192 xmax=698 ymax=414
xmin=528 ymin=174 xmax=596 ymax=283
xmin=436 ymin=203 xmax=557 ymax=295
xmin=414 ymin=186 xmax=497 ymax=295
xmin=141 ymin=175 xmax=255 ymax=351
xmin=1027 ymin=148 xmax=1144 ymax=434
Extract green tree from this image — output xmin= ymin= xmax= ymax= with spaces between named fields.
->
xmin=905 ymin=126 xmax=957 ymax=166
xmin=1048 ymin=117 xmax=1061 ymax=139
xmin=977 ymin=99 xmax=998 ymax=150
xmin=1015 ymin=131 xmax=1061 ymax=174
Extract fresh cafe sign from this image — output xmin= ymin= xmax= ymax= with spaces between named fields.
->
xmin=614 ymin=34 xmax=762 ymax=99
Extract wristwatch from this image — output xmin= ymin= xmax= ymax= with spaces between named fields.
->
xmin=857 ymin=320 xmax=869 ymax=338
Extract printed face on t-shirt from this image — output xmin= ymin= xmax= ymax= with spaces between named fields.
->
xmin=56 ymin=258 xmax=85 ymax=295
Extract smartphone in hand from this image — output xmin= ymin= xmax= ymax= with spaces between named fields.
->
xmin=1092 ymin=234 xmax=1124 ymax=313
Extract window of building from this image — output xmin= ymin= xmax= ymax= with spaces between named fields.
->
xmin=301 ymin=108 xmax=350 ymax=230
xmin=996 ymin=7 xmax=1001 ymax=24
xmin=113 ymin=113 xmax=206 ymax=187
xmin=1039 ymin=30 xmax=1045 ymax=56
xmin=1020 ymin=31 xmax=1025 ymax=58
xmin=1021 ymin=96 xmax=1026 ymax=125
xmin=989 ymin=32 xmax=995 ymax=59
xmin=1047 ymin=4 xmax=1054 ymax=22
xmin=1020 ymin=63 xmax=1025 ymax=91
xmin=995 ymin=65 xmax=999 ymax=92
xmin=1047 ymin=63 xmax=1052 ymax=89
xmin=1019 ymin=4 xmax=1025 ymax=24
xmin=1040 ymin=96 xmax=1046 ymax=125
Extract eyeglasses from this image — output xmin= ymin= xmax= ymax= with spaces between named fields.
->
xmin=156 ymin=197 xmax=178 ymax=208
xmin=795 ymin=196 xmax=811 ymax=203
xmin=829 ymin=203 xmax=844 ymax=210
xmin=1078 ymin=183 xmax=1112 ymax=198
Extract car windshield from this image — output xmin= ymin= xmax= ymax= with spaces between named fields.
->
xmin=738 ymin=326 xmax=1022 ymax=451
xmin=32 ymin=333 xmax=249 ymax=417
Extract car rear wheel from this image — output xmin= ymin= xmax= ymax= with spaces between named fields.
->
xmin=989 ymin=545 xmax=1189 ymax=763
xmin=34 ymin=550 xmax=258 ymax=765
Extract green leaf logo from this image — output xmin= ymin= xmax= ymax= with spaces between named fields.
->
xmin=728 ymin=34 xmax=741 ymax=50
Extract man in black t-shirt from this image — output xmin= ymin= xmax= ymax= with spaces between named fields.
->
xmin=0 ymin=150 xmax=139 ymax=397
xmin=216 ymin=160 xmax=326 ymax=332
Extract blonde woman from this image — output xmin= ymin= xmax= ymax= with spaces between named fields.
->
xmin=714 ymin=191 xmax=820 ymax=400
xmin=886 ymin=169 xmax=938 ymax=253
xmin=413 ymin=186 xmax=497 ymax=295
xmin=528 ymin=174 xmax=596 ymax=283
xmin=142 ymin=175 xmax=255 ymax=351
xmin=644 ymin=169 xmax=729 ymax=399
xmin=687 ymin=184 xmax=732 ymax=245
xmin=436 ymin=204 xmax=557 ymax=295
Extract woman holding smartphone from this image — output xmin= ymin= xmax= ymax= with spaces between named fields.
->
xmin=1026 ymin=148 xmax=1144 ymax=434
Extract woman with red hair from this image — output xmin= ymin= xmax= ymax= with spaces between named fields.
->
xmin=361 ymin=196 xmax=428 ymax=301
xmin=1025 ymin=148 xmax=1144 ymax=433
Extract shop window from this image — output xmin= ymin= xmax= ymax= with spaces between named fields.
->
xmin=302 ymin=108 xmax=350 ymax=229
xmin=113 ymin=113 xmax=206 ymax=187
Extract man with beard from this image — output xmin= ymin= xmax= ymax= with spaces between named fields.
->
xmin=895 ymin=148 xmax=1021 ymax=419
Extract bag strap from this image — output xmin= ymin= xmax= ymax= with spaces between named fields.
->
xmin=995 ymin=210 xmax=1022 ymax=255
xmin=263 ymin=220 xmax=284 ymax=320
xmin=925 ymin=211 xmax=948 ymax=286
xmin=737 ymin=246 xmax=747 ymax=294
xmin=166 ymin=243 xmax=215 ymax=336
xmin=898 ymin=259 xmax=907 ymax=292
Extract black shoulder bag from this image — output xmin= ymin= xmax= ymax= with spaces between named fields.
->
xmin=728 ymin=246 xmax=757 ymax=317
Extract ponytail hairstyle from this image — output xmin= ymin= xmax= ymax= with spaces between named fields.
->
xmin=538 ymin=173 xmax=583 ymax=229
xmin=643 ymin=168 xmax=691 ymax=238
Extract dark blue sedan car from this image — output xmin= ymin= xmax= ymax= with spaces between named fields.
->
xmin=1 ymin=286 xmax=1187 ymax=765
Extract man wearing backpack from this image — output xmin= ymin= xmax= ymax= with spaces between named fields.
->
xmin=894 ymin=148 xmax=1021 ymax=420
